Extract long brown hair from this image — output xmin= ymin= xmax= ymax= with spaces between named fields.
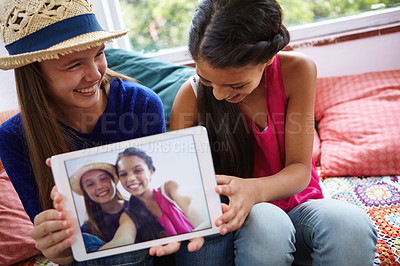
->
xmin=189 ymin=0 xmax=290 ymax=177
xmin=14 ymin=64 xmax=133 ymax=211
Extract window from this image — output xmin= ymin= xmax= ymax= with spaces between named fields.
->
xmin=118 ymin=0 xmax=197 ymax=53
xmin=103 ymin=0 xmax=400 ymax=63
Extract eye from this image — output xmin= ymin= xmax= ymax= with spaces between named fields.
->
xmin=199 ymin=79 xmax=212 ymax=86
xmin=96 ymin=50 xmax=104 ymax=58
xmin=134 ymin=169 xmax=143 ymax=174
xmin=67 ymin=63 xmax=81 ymax=70
xmin=231 ymin=85 xmax=245 ymax=90
xmin=84 ymin=182 xmax=94 ymax=188
xmin=119 ymin=172 xmax=127 ymax=178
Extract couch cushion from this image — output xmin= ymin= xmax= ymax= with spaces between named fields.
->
xmin=0 ymin=170 xmax=41 ymax=265
xmin=105 ymin=49 xmax=195 ymax=130
xmin=315 ymin=70 xmax=400 ymax=177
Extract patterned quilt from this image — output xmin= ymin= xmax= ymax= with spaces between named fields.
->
xmin=322 ymin=176 xmax=400 ymax=266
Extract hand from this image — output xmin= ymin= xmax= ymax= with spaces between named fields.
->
xmin=215 ymin=175 xmax=257 ymax=234
xmin=149 ymin=237 xmax=205 ymax=256
xmin=30 ymin=186 xmax=74 ymax=264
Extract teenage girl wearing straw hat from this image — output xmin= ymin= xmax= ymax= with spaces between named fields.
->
xmin=69 ymin=163 xmax=128 ymax=252
xmin=0 ymin=1 xmax=230 ymax=265
xmin=0 ymin=0 xmax=199 ymax=264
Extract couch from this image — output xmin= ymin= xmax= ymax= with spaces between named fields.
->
xmin=0 ymin=48 xmax=399 ymax=265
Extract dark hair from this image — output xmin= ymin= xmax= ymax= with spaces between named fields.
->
xmin=80 ymin=170 xmax=124 ymax=242
xmin=188 ymin=0 xmax=290 ymax=178
xmin=115 ymin=147 xmax=166 ymax=241
xmin=115 ymin=147 xmax=156 ymax=172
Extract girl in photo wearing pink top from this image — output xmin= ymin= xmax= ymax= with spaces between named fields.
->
xmin=170 ymin=0 xmax=377 ymax=265
xmin=100 ymin=147 xmax=207 ymax=250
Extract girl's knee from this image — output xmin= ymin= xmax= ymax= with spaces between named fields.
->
xmin=238 ymin=202 xmax=295 ymax=245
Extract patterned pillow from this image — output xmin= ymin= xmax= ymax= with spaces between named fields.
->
xmin=315 ymin=70 xmax=400 ymax=177
xmin=0 ymin=170 xmax=41 ymax=265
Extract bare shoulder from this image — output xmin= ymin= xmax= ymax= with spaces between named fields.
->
xmin=278 ymin=51 xmax=317 ymax=98
xmin=163 ymin=180 xmax=179 ymax=198
xmin=170 ymin=78 xmax=198 ymax=130
xmin=278 ymin=51 xmax=316 ymax=72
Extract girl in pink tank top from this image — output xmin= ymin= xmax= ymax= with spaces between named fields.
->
xmin=98 ymin=147 xmax=205 ymax=250
xmin=170 ymin=0 xmax=377 ymax=265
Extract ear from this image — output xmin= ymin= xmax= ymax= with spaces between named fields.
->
xmin=149 ymin=169 xmax=154 ymax=181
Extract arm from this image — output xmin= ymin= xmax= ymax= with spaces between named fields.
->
xmin=164 ymin=180 xmax=207 ymax=229
xmin=170 ymin=79 xmax=198 ymax=131
xmin=0 ymin=117 xmax=43 ymax=221
xmin=99 ymin=212 xmax=137 ymax=250
xmin=215 ymin=52 xmax=317 ymax=233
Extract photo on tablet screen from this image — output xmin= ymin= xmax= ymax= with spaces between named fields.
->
xmin=51 ymin=127 xmax=220 ymax=261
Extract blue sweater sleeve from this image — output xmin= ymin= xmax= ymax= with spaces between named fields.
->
xmin=0 ymin=115 xmax=42 ymax=222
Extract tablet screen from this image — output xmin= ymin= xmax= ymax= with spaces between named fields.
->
xmin=51 ymin=126 xmax=221 ymax=261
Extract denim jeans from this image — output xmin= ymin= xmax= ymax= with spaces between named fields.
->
xmin=72 ymin=248 xmax=152 ymax=266
xmin=175 ymin=232 xmax=234 ymax=266
xmin=234 ymin=199 xmax=378 ymax=266
xmin=72 ymin=231 xmax=233 ymax=265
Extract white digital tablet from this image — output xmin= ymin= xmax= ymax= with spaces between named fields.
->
xmin=51 ymin=126 xmax=222 ymax=262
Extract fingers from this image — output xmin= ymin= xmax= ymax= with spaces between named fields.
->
xmin=32 ymin=209 xmax=64 ymax=228
xmin=31 ymin=212 xmax=71 ymax=241
xmin=149 ymin=241 xmax=181 ymax=257
xmin=35 ymin=227 xmax=74 ymax=256
xmin=31 ymin=209 xmax=74 ymax=262
xmin=186 ymin=237 xmax=205 ymax=252
xmin=46 ymin=158 xmax=51 ymax=167
xmin=215 ymin=204 xmax=248 ymax=234
xmin=215 ymin=175 xmax=231 ymax=185
xmin=221 ymin=203 xmax=230 ymax=214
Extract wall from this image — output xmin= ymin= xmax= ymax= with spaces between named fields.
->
xmin=289 ymin=24 xmax=400 ymax=77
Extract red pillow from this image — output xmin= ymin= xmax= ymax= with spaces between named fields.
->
xmin=315 ymin=70 xmax=400 ymax=177
xmin=0 ymin=170 xmax=41 ymax=265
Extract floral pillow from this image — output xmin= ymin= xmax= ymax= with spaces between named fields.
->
xmin=315 ymin=70 xmax=400 ymax=177
xmin=0 ymin=169 xmax=41 ymax=265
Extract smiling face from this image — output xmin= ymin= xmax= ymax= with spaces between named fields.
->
xmin=81 ymin=169 xmax=116 ymax=204
xmin=195 ymin=58 xmax=273 ymax=103
xmin=38 ymin=45 xmax=107 ymax=112
xmin=117 ymin=155 xmax=154 ymax=196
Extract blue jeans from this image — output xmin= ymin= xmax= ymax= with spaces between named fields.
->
xmin=175 ymin=232 xmax=233 ymax=266
xmin=72 ymin=231 xmax=233 ymax=265
xmin=72 ymin=248 xmax=152 ymax=265
xmin=234 ymin=199 xmax=378 ymax=266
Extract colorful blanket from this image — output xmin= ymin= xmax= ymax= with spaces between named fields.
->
xmin=322 ymin=176 xmax=400 ymax=266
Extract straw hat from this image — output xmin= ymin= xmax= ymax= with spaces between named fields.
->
xmin=70 ymin=162 xmax=118 ymax=196
xmin=0 ymin=0 xmax=128 ymax=70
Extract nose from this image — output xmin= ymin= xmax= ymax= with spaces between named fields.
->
xmin=212 ymin=85 xmax=231 ymax=100
xmin=126 ymin=172 xmax=137 ymax=182
xmin=84 ymin=61 xmax=102 ymax=82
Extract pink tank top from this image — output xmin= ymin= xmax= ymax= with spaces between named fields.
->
xmin=243 ymin=55 xmax=323 ymax=212
xmin=153 ymin=187 xmax=194 ymax=236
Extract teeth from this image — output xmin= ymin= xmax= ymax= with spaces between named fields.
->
xmin=128 ymin=184 xmax=140 ymax=190
xmin=97 ymin=191 xmax=108 ymax=197
xmin=76 ymin=85 xmax=96 ymax=93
